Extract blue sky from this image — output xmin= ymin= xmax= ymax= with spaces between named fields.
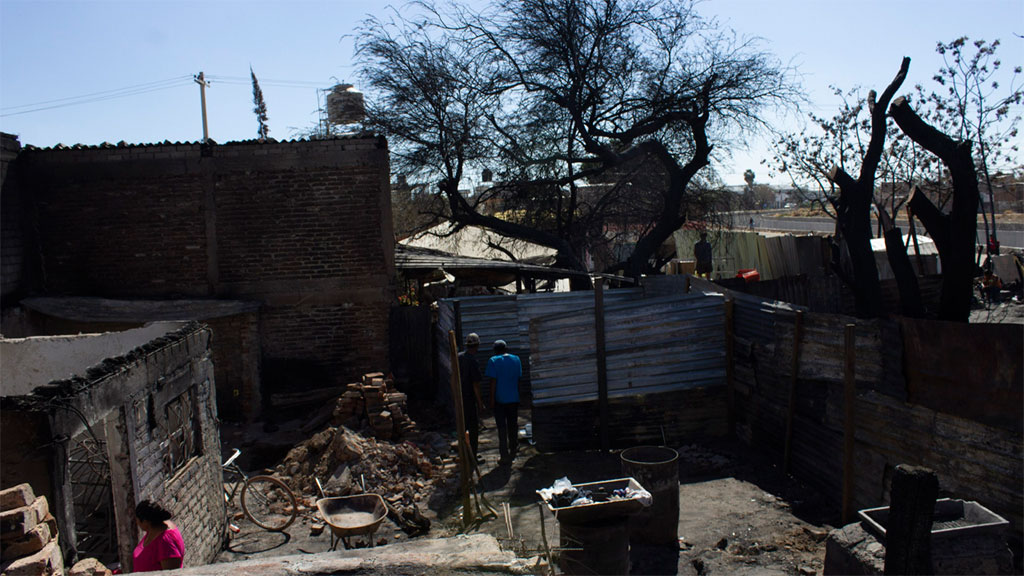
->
xmin=1 ymin=0 xmax=1021 ymax=186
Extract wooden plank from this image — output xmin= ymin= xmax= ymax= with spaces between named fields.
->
xmin=595 ymin=279 xmax=609 ymax=452
xmin=725 ymin=298 xmax=735 ymax=437
xmin=842 ymin=323 xmax=856 ymax=524
xmin=783 ymin=310 xmax=805 ymax=474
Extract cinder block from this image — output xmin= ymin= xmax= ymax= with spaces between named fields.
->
xmin=0 ymin=497 xmax=48 ymax=541
xmin=0 ymin=539 xmax=63 ymax=576
xmin=0 ymin=485 xmax=34 ymax=512
xmin=1 ymin=520 xmax=53 ymax=560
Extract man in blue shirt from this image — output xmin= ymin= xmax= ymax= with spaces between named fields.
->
xmin=485 ymin=339 xmax=522 ymax=465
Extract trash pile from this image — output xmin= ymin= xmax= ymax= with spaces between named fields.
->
xmin=334 ymin=372 xmax=416 ymax=441
xmin=538 ymin=477 xmax=652 ymax=508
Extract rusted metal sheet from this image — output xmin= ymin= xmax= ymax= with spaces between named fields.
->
xmin=901 ymin=317 xmax=1023 ymax=432
xmin=529 ymin=293 xmax=726 ymax=406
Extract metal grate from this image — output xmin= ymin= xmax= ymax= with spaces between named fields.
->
xmin=166 ymin=388 xmax=199 ymax=473
xmin=69 ymin=432 xmax=117 ymax=565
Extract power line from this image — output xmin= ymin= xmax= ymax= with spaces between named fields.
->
xmin=1 ymin=77 xmax=194 ymax=118
xmin=2 ymin=76 xmax=192 ymax=112
xmin=0 ymin=73 xmax=331 ymax=119
xmin=205 ymin=74 xmax=327 ymax=88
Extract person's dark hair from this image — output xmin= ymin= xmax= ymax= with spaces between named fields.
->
xmin=135 ymin=500 xmax=173 ymax=525
xmin=493 ymin=340 xmax=507 ymax=353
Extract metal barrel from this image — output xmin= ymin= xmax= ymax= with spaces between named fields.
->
xmin=558 ymin=516 xmax=630 ymax=575
xmin=621 ymin=445 xmax=680 ymax=547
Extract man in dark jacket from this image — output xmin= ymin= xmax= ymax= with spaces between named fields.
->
xmin=458 ymin=333 xmax=485 ymax=461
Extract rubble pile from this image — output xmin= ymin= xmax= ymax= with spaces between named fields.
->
xmin=271 ymin=386 xmax=458 ymax=536
xmin=276 ymin=426 xmax=436 ymax=500
xmin=333 ymin=372 xmax=416 ymax=440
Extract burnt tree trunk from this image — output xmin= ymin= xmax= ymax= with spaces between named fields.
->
xmin=827 ymin=57 xmax=910 ymax=319
xmin=830 ymin=169 xmax=884 ymax=318
xmin=877 ymin=208 xmax=925 ymax=317
xmin=890 ymin=96 xmax=979 ymax=322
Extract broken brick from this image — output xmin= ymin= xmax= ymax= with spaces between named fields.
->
xmin=1 ymin=497 xmax=49 ymax=541
xmin=1 ymin=521 xmax=53 ymax=560
xmin=0 ymin=485 xmax=34 ymax=513
xmin=0 ymin=539 xmax=63 ymax=576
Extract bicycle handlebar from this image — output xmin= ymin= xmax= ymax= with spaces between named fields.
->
xmin=222 ymin=448 xmax=241 ymax=468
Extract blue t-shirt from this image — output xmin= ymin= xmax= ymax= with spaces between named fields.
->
xmin=485 ymin=353 xmax=522 ymax=404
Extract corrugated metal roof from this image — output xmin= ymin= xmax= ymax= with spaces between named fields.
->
xmin=396 ymin=245 xmax=589 ymax=280
xmin=19 ymin=133 xmax=380 ymax=152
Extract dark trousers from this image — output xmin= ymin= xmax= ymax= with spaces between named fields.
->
xmin=494 ymin=402 xmax=519 ymax=459
xmin=463 ymin=402 xmax=479 ymax=457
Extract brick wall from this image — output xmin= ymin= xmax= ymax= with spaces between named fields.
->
xmin=0 ymin=323 xmax=226 ymax=569
xmin=206 ymin=311 xmax=261 ymax=421
xmin=15 ymin=137 xmax=395 ymax=392
xmin=1 ymin=133 xmax=25 ymax=301
xmin=127 ymin=348 xmax=224 ymax=569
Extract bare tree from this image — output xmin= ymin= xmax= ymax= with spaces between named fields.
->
xmin=358 ymin=0 xmax=797 ymax=283
xmin=915 ymin=37 xmax=1022 ymax=249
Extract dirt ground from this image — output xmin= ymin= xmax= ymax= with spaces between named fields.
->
xmin=215 ymin=403 xmax=835 ymax=575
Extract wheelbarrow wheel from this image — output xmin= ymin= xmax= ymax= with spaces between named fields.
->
xmin=241 ymin=475 xmax=298 ymax=531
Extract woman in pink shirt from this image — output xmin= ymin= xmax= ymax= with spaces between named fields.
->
xmin=132 ymin=500 xmax=184 ymax=572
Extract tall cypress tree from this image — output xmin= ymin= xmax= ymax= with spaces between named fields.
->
xmin=250 ymin=66 xmax=269 ymax=140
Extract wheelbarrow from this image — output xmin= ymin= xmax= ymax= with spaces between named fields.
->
xmin=315 ymin=479 xmax=388 ymax=551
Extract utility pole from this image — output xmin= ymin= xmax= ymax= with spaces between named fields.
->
xmin=194 ymin=72 xmax=209 ymax=143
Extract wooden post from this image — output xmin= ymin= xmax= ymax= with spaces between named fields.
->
xmin=724 ymin=298 xmax=735 ymax=437
xmin=907 ymin=205 xmax=926 ymax=275
xmin=783 ymin=310 xmax=804 ymax=475
xmin=595 ymin=278 xmax=609 ymax=452
xmin=453 ymin=300 xmax=463 ymax=350
xmin=842 ymin=323 xmax=856 ymax=524
xmin=884 ymin=465 xmax=938 ymax=575
xmin=447 ymin=330 xmax=472 ymax=526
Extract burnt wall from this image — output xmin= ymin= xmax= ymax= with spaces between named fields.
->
xmin=1 ymin=133 xmax=26 ymax=302
xmin=0 ymin=323 xmax=225 ymax=569
xmin=15 ymin=137 xmax=395 ymax=388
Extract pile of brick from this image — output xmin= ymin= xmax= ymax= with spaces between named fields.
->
xmin=333 ymin=372 xmax=416 ymax=440
xmin=0 ymin=484 xmax=63 ymax=576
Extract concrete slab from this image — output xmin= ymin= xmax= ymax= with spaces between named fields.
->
xmin=178 ymin=534 xmax=534 ymax=575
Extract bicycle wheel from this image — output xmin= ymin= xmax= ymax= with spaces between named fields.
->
xmin=240 ymin=475 xmax=298 ymax=531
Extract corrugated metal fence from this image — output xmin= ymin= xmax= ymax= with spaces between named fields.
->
xmin=436 ymin=289 xmax=643 ymax=400
xmin=529 ymin=292 xmax=726 ymax=405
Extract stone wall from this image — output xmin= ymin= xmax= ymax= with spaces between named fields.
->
xmin=13 ymin=136 xmax=395 ymax=390
xmin=0 ymin=322 xmax=225 ymax=569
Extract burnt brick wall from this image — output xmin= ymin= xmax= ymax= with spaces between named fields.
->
xmin=0 ymin=323 xmax=225 ymax=568
xmin=17 ymin=137 xmax=395 ymax=389
xmin=206 ymin=311 xmax=261 ymax=421
xmin=2 ymin=133 xmax=25 ymax=302
xmin=122 ymin=326 xmax=223 ymax=569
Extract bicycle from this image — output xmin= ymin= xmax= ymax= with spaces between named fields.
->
xmin=221 ymin=448 xmax=298 ymax=532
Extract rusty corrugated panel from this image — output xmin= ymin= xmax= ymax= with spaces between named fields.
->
xmin=530 ymin=293 xmax=726 ymax=405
